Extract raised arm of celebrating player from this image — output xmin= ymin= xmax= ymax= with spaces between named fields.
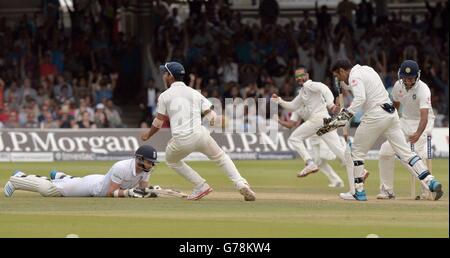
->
xmin=271 ymin=93 xmax=302 ymax=111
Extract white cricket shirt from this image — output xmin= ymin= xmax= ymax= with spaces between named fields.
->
xmin=347 ymin=64 xmax=391 ymax=115
xmin=156 ymin=82 xmax=212 ymax=138
xmin=278 ymin=80 xmax=334 ymax=120
xmin=98 ymin=158 xmax=150 ymax=196
xmin=392 ymin=80 xmax=435 ymax=121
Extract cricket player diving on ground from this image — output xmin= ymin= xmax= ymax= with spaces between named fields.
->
xmin=141 ymin=61 xmax=256 ymax=201
xmin=324 ymin=58 xmax=443 ymax=201
xmin=4 ymin=145 xmax=164 ymax=198
xmin=378 ymin=60 xmax=436 ymax=200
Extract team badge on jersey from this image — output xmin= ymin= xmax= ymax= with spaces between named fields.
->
xmin=412 ymin=94 xmax=416 ymax=100
xmin=351 ymin=79 xmax=357 ymax=87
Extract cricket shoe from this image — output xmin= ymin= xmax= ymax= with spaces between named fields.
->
xmin=339 ymin=192 xmax=356 ymax=200
xmin=428 ymin=179 xmax=443 ymax=201
xmin=187 ymin=183 xmax=213 ymax=201
xmin=3 ymin=171 xmax=25 ymax=197
xmin=12 ymin=170 xmax=26 ymax=177
xmin=328 ymin=181 xmax=344 ymax=188
xmin=50 ymin=170 xmax=67 ymax=180
xmin=339 ymin=190 xmax=367 ymax=201
xmin=354 ymin=190 xmax=368 ymax=201
xmin=237 ymin=182 xmax=256 ymax=201
xmin=297 ymin=163 xmax=319 ymax=177
xmin=3 ymin=181 xmax=15 ymax=197
xmin=376 ymin=186 xmax=395 ymax=200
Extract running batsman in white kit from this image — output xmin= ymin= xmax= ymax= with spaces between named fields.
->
xmin=141 ymin=62 xmax=256 ymax=201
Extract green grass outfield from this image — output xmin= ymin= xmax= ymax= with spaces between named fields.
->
xmin=0 ymin=159 xmax=448 ymax=238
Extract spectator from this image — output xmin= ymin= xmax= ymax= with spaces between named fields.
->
xmin=259 ymin=0 xmax=279 ymax=28
xmin=356 ymin=0 xmax=374 ymax=29
xmin=74 ymin=111 xmax=96 ymax=129
xmin=35 ymin=79 xmax=52 ymax=106
xmin=58 ymin=104 xmax=75 ymax=128
xmin=239 ymin=64 xmax=259 ymax=87
xmin=74 ymin=98 xmax=94 ymax=122
xmin=315 ymin=1 xmax=332 ymax=38
xmin=51 ymin=43 xmax=65 ymax=73
xmin=104 ymin=99 xmax=124 ymax=128
xmin=374 ymin=0 xmax=389 ymax=26
xmin=94 ymin=103 xmax=110 ymax=128
xmin=72 ymin=77 xmax=91 ymax=101
xmin=311 ymin=48 xmax=328 ymax=82
xmin=4 ymin=80 xmax=21 ymax=104
xmin=0 ymin=104 xmax=9 ymax=123
xmin=53 ymin=75 xmax=74 ymax=100
xmin=217 ymin=57 xmax=239 ymax=84
xmin=298 ymin=10 xmax=315 ymax=37
xmin=39 ymin=52 xmax=58 ymax=78
xmin=4 ymin=110 xmax=20 ymax=128
xmin=141 ymin=78 xmax=157 ymax=119
xmin=337 ymin=0 xmax=357 ymax=24
xmin=296 ymin=39 xmax=313 ymax=71
xmin=93 ymin=75 xmax=114 ymax=104
xmin=23 ymin=111 xmax=39 ymax=128
xmin=425 ymin=1 xmax=445 ymax=35
xmin=19 ymin=78 xmax=37 ymax=104
xmin=40 ymin=110 xmax=59 ymax=129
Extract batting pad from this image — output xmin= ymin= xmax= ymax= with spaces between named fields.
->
xmin=9 ymin=176 xmax=61 ymax=197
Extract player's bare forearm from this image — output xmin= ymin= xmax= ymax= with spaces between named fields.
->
xmin=416 ymin=115 xmax=428 ymax=136
xmin=106 ymin=189 xmax=127 ymax=197
xmin=410 ymin=109 xmax=428 ymax=144
xmin=142 ymin=113 xmax=167 ymax=141
xmin=142 ymin=126 xmax=160 ymax=141
xmin=106 ymin=182 xmax=127 ymax=197
xmin=393 ymin=101 xmax=400 ymax=110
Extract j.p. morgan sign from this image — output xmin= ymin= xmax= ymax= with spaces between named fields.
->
xmin=0 ymin=128 xmax=447 ymax=162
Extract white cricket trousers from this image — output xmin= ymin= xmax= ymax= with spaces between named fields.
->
xmin=378 ymin=118 xmax=434 ymax=191
xmin=349 ymin=106 xmax=430 ymax=190
xmin=288 ymin=113 xmax=346 ymax=163
xmin=165 ymin=126 xmax=248 ymax=189
xmin=52 ymin=175 xmax=104 ymax=197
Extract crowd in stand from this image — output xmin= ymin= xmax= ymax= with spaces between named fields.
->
xmin=0 ymin=0 xmax=126 ymax=129
xmin=147 ymin=0 xmax=448 ymax=128
xmin=1 ymin=0 xmax=448 ymax=129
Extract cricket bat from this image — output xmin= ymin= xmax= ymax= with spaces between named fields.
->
xmin=146 ymin=187 xmax=188 ymax=198
xmin=335 ymin=77 xmax=348 ymax=142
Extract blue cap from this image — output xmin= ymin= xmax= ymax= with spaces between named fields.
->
xmin=398 ymin=60 xmax=420 ymax=78
xmin=159 ymin=62 xmax=186 ymax=81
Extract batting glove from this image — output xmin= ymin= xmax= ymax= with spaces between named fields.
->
xmin=126 ymin=188 xmax=147 ymax=198
xmin=142 ymin=186 xmax=160 ymax=198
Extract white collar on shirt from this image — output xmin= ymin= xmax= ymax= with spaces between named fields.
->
xmin=170 ymin=81 xmax=186 ymax=88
